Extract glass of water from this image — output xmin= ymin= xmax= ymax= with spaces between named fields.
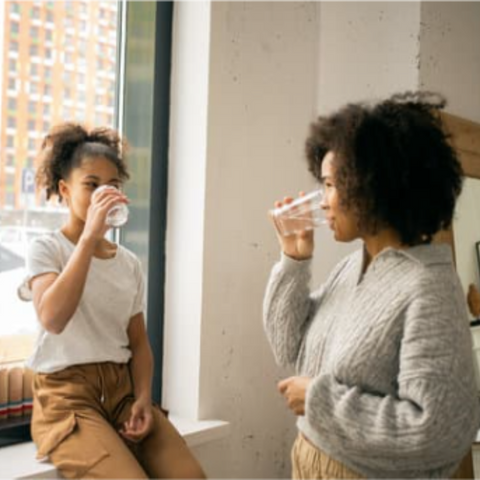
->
xmin=92 ymin=185 xmax=129 ymax=228
xmin=270 ymin=189 xmax=326 ymax=236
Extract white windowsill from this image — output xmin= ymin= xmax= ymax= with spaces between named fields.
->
xmin=0 ymin=417 xmax=230 ymax=479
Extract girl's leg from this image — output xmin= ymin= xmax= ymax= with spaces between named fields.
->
xmin=45 ymin=413 xmax=149 ymax=480
xmin=135 ymin=407 xmax=206 ymax=479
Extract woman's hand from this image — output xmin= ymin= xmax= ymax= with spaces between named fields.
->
xmin=119 ymin=397 xmax=154 ymax=443
xmin=278 ymin=376 xmax=312 ymax=416
xmin=82 ymin=187 xmax=127 ymax=243
xmin=270 ymin=194 xmax=315 ymax=261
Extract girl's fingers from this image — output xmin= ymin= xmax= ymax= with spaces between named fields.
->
xmin=92 ymin=188 xmax=127 ymax=206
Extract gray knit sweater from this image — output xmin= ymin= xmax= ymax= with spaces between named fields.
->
xmin=263 ymin=244 xmax=480 ymax=478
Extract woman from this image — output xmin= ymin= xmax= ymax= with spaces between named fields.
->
xmin=19 ymin=123 xmax=206 ymax=479
xmin=263 ymin=92 xmax=480 ymax=479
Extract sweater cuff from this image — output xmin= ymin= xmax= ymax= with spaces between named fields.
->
xmin=279 ymin=252 xmax=312 ymax=274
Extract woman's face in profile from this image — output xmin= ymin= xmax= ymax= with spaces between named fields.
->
xmin=320 ymin=151 xmax=360 ymax=243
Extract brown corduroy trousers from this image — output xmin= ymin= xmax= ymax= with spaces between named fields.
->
xmin=31 ymin=362 xmax=205 ymax=479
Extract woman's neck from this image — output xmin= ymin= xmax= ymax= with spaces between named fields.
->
xmin=362 ymin=228 xmax=405 ymax=270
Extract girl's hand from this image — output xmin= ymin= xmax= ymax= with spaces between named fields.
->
xmin=270 ymin=194 xmax=314 ymax=261
xmin=119 ymin=398 xmax=154 ymax=443
xmin=277 ymin=376 xmax=312 ymax=416
xmin=82 ymin=187 xmax=128 ymax=242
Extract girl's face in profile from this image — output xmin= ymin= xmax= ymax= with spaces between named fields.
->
xmin=59 ymin=155 xmax=122 ymax=224
xmin=320 ymin=151 xmax=360 ymax=243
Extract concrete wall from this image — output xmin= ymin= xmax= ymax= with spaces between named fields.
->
xmin=164 ymin=2 xmax=480 ymax=478
xmin=165 ymin=2 xmax=318 ymax=477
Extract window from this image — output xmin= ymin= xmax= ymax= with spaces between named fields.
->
xmin=0 ymin=1 xmax=121 ymax=445
xmin=10 ymin=21 xmax=19 ymax=34
xmin=6 ymin=155 xmax=15 ymax=167
xmin=8 ymin=98 xmax=17 ymax=110
xmin=0 ymin=0 xmax=172 ymax=447
xmin=31 ymin=6 xmax=41 ymax=19
xmin=29 ymin=44 xmax=39 ymax=57
xmin=9 ymin=58 xmax=17 ymax=73
xmin=10 ymin=2 xmax=20 ymax=15
xmin=25 ymin=157 xmax=35 ymax=169
xmin=30 ymin=26 xmax=39 ymax=38
xmin=7 ymin=78 xmax=17 ymax=91
xmin=28 ymin=138 xmax=37 ymax=151
xmin=64 ymin=17 xmax=74 ymax=30
xmin=6 ymin=135 xmax=15 ymax=148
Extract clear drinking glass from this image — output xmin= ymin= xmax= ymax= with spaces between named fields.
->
xmin=270 ymin=189 xmax=326 ymax=236
xmin=92 ymin=185 xmax=129 ymax=228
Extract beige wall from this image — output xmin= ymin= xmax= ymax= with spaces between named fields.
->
xmin=165 ymin=2 xmax=480 ymax=477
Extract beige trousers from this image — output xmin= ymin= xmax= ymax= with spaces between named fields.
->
xmin=291 ymin=432 xmax=473 ymax=479
xmin=31 ymin=362 xmax=206 ymax=479
xmin=291 ymin=433 xmax=363 ymax=480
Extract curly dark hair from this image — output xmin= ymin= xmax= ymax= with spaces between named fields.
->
xmin=305 ymin=91 xmax=464 ymax=246
xmin=36 ymin=123 xmax=130 ymax=201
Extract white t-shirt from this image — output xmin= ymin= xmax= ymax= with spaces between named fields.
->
xmin=19 ymin=230 xmax=146 ymax=373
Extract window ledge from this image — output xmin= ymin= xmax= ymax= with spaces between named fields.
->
xmin=0 ymin=417 xmax=230 ymax=479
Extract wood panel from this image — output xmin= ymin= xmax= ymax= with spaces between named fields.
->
xmin=441 ymin=112 xmax=480 ymax=178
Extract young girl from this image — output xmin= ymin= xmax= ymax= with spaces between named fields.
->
xmin=19 ymin=123 xmax=206 ymax=479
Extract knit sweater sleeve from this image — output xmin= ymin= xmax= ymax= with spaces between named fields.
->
xmin=304 ymin=284 xmax=480 ymax=473
xmin=263 ymin=251 xmax=353 ymax=368
xmin=262 ymin=253 xmax=321 ymax=368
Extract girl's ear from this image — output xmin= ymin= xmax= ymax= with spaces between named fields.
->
xmin=58 ymin=179 xmax=69 ymax=205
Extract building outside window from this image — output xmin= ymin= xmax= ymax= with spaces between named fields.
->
xmin=0 ymin=0 xmax=120 ymax=374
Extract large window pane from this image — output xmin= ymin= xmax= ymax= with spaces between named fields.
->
xmin=0 ymin=0 xmax=120 ymax=365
